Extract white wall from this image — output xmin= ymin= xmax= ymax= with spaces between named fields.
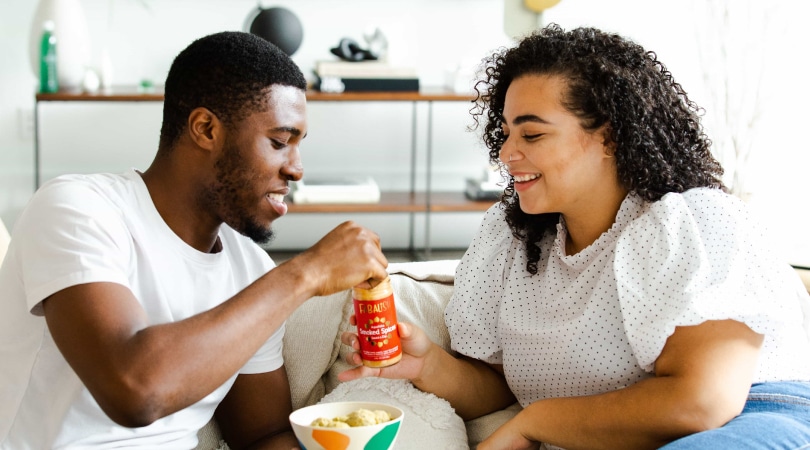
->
xmin=1 ymin=0 xmax=807 ymax=262
xmin=544 ymin=1 xmax=810 ymax=266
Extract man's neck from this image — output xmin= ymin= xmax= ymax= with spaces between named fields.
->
xmin=140 ymin=163 xmax=222 ymax=254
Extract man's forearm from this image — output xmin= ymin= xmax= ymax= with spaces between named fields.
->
xmin=244 ymin=430 xmax=300 ymax=450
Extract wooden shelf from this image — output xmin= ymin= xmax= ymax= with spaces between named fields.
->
xmin=427 ymin=192 xmax=497 ymax=212
xmin=287 ymin=191 xmax=495 ymax=214
xmin=34 ymin=85 xmax=483 ymax=256
xmin=36 ymin=87 xmax=165 ymax=102
xmin=35 ymin=86 xmax=474 ymax=103
xmin=305 ymin=87 xmax=473 ymax=102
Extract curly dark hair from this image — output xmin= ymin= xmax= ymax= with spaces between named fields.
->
xmin=471 ymin=24 xmax=725 ymax=274
xmin=158 ymin=31 xmax=307 ymax=151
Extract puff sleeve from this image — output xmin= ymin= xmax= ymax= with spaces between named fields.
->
xmin=445 ymin=203 xmax=518 ymax=364
xmin=614 ymin=188 xmax=806 ymax=372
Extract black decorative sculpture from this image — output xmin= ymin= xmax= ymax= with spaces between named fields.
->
xmin=245 ymin=6 xmax=303 ymax=56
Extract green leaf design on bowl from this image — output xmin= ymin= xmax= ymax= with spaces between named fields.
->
xmin=364 ymin=421 xmax=401 ymax=450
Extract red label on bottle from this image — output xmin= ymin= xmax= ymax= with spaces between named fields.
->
xmin=352 ymin=294 xmax=401 ymax=363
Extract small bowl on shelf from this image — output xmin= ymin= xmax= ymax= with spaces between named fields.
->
xmin=289 ymin=401 xmax=403 ymax=450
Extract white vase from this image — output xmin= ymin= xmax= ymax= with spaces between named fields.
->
xmin=99 ymin=47 xmax=114 ymax=90
xmin=29 ymin=0 xmax=92 ymax=89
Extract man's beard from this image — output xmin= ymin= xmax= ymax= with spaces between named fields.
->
xmin=238 ymin=218 xmax=275 ymax=245
xmin=202 ymin=141 xmax=277 ymax=245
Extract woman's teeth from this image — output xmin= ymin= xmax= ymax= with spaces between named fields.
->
xmin=513 ymin=174 xmax=540 ymax=182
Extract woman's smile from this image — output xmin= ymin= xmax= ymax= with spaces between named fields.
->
xmin=511 ymin=172 xmax=541 ymax=192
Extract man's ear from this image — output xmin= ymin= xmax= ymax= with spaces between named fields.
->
xmin=187 ymin=107 xmax=222 ymax=151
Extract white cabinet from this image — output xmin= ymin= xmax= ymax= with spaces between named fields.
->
xmin=35 ymin=88 xmax=495 ymax=257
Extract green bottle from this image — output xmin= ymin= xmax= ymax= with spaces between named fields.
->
xmin=39 ymin=20 xmax=58 ymax=94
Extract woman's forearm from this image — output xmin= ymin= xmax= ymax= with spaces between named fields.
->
xmin=413 ymin=349 xmax=516 ymax=420
xmin=513 ymin=376 xmax=716 ymax=449
xmin=482 ymin=320 xmax=763 ymax=449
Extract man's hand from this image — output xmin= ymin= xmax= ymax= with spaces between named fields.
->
xmin=284 ymin=221 xmax=389 ymax=298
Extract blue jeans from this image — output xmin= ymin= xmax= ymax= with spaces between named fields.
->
xmin=660 ymin=382 xmax=810 ymax=449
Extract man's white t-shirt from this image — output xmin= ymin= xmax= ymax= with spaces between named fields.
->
xmin=0 ymin=169 xmax=284 ymax=449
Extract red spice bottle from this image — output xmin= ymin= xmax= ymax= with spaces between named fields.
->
xmin=352 ymin=276 xmax=402 ymax=368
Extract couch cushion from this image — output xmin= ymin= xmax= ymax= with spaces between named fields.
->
xmin=283 ymin=288 xmax=350 ymax=409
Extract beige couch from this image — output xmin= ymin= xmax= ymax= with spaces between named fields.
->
xmin=196 ymin=259 xmax=517 ymax=449
xmin=196 ymin=260 xmax=810 ymax=450
xmin=0 ymin=219 xmax=10 ymax=266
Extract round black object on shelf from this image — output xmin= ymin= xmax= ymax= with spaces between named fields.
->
xmin=247 ymin=7 xmax=303 ymax=56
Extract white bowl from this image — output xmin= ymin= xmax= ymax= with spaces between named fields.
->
xmin=289 ymin=401 xmax=404 ymax=450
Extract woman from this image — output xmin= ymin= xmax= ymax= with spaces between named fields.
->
xmin=341 ymin=25 xmax=810 ymax=449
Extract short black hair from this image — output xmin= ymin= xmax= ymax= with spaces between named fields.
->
xmin=472 ymin=24 xmax=725 ymax=274
xmin=159 ymin=31 xmax=307 ymax=150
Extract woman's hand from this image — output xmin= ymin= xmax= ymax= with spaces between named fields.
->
xmin=477 ymin=413 xmax=541 ymax=450
xmin=339 ymin=316 xmax=517 ymax=421
xmin=338 ymin=320 xmax=435 ymax=383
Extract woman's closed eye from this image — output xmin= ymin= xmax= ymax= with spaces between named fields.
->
xmin=502 ymin=130 xmax=543 ymax=142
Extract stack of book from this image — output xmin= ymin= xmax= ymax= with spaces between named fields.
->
xmin=290 ymin=177 xmax=381 ymax=204
xmin=313 ymin=60 xmax=419 ymax=93
xmin=465 ymin=165 xmax=506 ymax=201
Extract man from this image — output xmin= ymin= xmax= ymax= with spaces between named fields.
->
xmin=0 ymin=31 xmax=388 ymax=449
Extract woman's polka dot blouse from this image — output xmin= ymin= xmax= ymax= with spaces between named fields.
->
xmin=445 ymin=188 xmax=810 ymax=407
